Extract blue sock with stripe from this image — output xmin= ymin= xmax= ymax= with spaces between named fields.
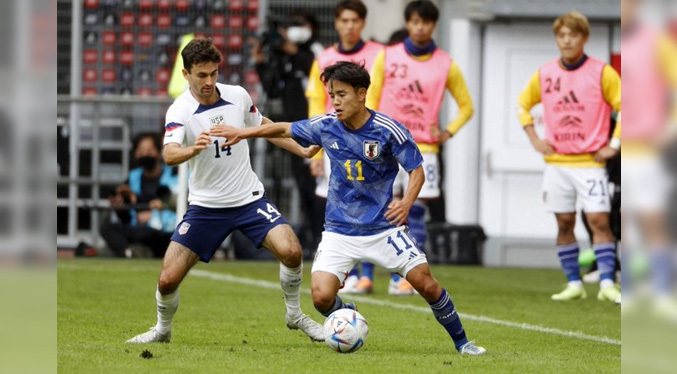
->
xmin=593 ymin=242 xmax=617 ymax=282
xmin=557 ymin=243 xmax=581 ymax=282
xmin=316 ymin=295 xmax=350 ymax=317
xmin=408 ymin=202 xmax=427 ymax=252
xmin=361 ymin=262 xmax=374 ymax=280
xmin=348 ymin=266 xmax=360 ymax=278
xmin=429 ymin=289 xmax=468 ymax=350
xmin=651 ymin=250 xmax=674 ymax=296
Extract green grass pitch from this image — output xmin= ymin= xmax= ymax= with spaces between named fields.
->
xmin=57 ymin=259 xmax=619 ymax=373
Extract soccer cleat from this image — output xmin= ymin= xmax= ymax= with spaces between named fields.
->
xmin=551 ymin=284 xmax=587 ymax=301
xmin=338 ymin=275 xmax=360 ymax=294
xmin=354 ymin=277 xmax=374 ymax=294
xmin=286 ymin=314 xmax=325 ymax=342
xmin=597 ymin=286 xmax=621 ymax=304
xmin=126 ymin=327 xmax=171 ymax=344
xmin=458 ymin=341 xmax=487 ymax=356
xmin=388 ymin=278 xmax=416 ymax=296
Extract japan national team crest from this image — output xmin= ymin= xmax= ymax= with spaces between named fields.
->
xmin=363 ymin=140 xmax=380 ymax=160
xmin=178 ymin=222 xmax=191 ymax=235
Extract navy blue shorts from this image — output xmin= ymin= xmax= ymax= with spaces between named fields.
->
xmin=170 ymin=197 xmax=288 ymax=262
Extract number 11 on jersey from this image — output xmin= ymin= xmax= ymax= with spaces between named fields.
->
xmin=344 ymin=160 xmax=365 ymax=181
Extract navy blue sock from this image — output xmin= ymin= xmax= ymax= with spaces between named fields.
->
xmin=391 ymin=273 xmax=401 ymax=282
xmin=316 ymin=295 xmax=348 ymax=317
xmin=593 ymin=242 xmax=616 ymax=281
xmin=651 ymin=250 xmax=674 ymax=296
xmin=361 ymin=262 xmax=374 ymax=280
xmin=429 ymin=289 xmax=468 ymax=350
xmin=348 ymin=266 xmax=360 ymax=278
xmin=408 ymin=202 xmax=427 ymax=252
xmin=557 ymin=243 xmax=581 ymax=282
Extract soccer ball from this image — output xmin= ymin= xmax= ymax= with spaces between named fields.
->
xmin=323 ymin=308 xmax=368 ymax=353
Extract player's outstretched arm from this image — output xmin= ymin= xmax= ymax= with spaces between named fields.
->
xmin=385 ymin=165 xmax=424 ymax=227
xmin=210 ymin=122 xmax=293 ymax=146
xmin=163 ymin=131 xmax=211 ymax=166
xmin=260 ymin=117 xmax=321 ymax=159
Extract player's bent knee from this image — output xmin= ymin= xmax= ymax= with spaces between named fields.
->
xmin=311 ymin=288 xmax=334 ymax=310
xmin=418 ymin=278 xmax=441 ymax=300
xmin=279 ymin=243 xmax=302 ymax=268
xmin=158 ymin=272 xmax=180 ymax=295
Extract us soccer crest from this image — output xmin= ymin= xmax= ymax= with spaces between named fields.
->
xmin=363 ymin=140 xmax=380 ymax=160
xmin=210 ymin=114 xmax=224 ymax=126
xmin=178 ymin=222 xmax=191 ymax=235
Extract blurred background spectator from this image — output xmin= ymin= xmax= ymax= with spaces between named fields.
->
xmin=100 ymin=133 xmax=178 ymax=258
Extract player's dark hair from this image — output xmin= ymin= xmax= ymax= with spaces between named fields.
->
xmin=181 ymin=38 xmax=222 ymax=72
xmin=405 ymin=0 xmax=439 ymax=23
xmin=321 ymin=61 xmax=371 ymax=91
xmin=133 ymin=132 xmax=162 ymax=153
xmin=334 ymin=0 xmax=367 ymax=20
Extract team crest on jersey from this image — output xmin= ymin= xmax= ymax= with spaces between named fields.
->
xmin=210 ymin=114 xmax=224 ymax=126
xmin=363 ymin=141 xmax=380 ymax=160
xmin=178 ymin=222 xmax=191 ymax=235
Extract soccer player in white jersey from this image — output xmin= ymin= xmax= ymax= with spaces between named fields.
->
xmin=126 ymin=38 xmax=324 ymax=344
xmin=211 ymin=61 xmax=486 ymax=355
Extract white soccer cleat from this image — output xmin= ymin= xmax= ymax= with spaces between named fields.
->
xmin=338 ymin=275 xmax=360 ymax=295
xmin=126 ymin=327 xmax=171 ymax=344
xmin=286 ymin=314 xmax=325 ymax=342
xmin=458 ymin=340 xmax=487 ymax=356
xmin=388 ymin=278 xmax=417 ymax=296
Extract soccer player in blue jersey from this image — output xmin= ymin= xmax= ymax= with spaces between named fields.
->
xmin=211 ymin=61 xmax=486 ymax=355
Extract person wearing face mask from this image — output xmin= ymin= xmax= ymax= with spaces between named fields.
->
xmin=100 ymin=132 xmax=179 ymax=258
xmin=251 ymin=10 xmax=325 ymax=256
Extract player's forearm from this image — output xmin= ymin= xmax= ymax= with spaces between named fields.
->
xmin=402 ymin=166 xmax=424 ymax=206
xmin=163 ymin=144 xmax=198 ymax=166
xmin=523 ymin=125 xmax=540 ymax=143
xmin=241 ymin=123 xmax=293 ymax=139
xmin=267 ymin=137 xmax=308 ymax=158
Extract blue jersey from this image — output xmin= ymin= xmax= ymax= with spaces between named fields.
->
xmin=291 ymin=110 xmax=424 ymax=236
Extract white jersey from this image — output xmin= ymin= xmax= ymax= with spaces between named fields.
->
xmin=163 ymin=83 xmax=264 ymax=208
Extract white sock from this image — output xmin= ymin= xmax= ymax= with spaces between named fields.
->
xmin=568 ymin=280 xmax=583 ymax=289
xmin=600 ymin=279 xmax=615 ymax=289
xmin=280 ymin=263 xmax=303 ymax=319
xmin=155 ymin=288 xmax=179 ymax=334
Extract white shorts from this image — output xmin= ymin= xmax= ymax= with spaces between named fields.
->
xmin=314 ymin=156 xmax=331 ymax=198
xmin=311 ymin=226 xmax=428 ymax=284
xmin=622 ymin=154 xmax=672 ymax=213
xmin=542 ymin=165 xmax=611 ymax=213
xmin=394 ymin=152 xmax=439 ymax=198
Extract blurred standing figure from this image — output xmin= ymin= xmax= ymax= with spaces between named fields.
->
xmin=517 ymin=12 xmax=622 ymax=304
xmin=306 ymin=0 xmax=385 ymax=295
xmin=620 ymin=0 xmax=677 ymax=316
xmin=100 ymin=133 xmax=178 ymax=258
xmin=367 ymin=0 xmax=475 ymax=295
xmin=252 ymin=10 xmax=324 ymax=254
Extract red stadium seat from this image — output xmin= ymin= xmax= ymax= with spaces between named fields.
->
xmin=121 ymin=32 xmax=135 ymax=46
xmin=120 ymin=13 xmax=135 ymax=27
xmin=102 ymin=69 xmax=117 ymax=83
xmin=83 ymin=69 xmax=97 ymax=83
xmin=139 ymin=13 xmax=153 ymax=28
xmin=102 ymin=50 xmax=116 ymax=64
xmin=139 ymin=33 xmax=153 ymax=47
xmin=83 ymin=50 xmax=98 ymax=64
xmin=102 ymin=31 xmax=116 ymax=45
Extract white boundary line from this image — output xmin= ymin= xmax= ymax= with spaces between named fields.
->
xmin=190 ymin=269 xmax=621 ymax=346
